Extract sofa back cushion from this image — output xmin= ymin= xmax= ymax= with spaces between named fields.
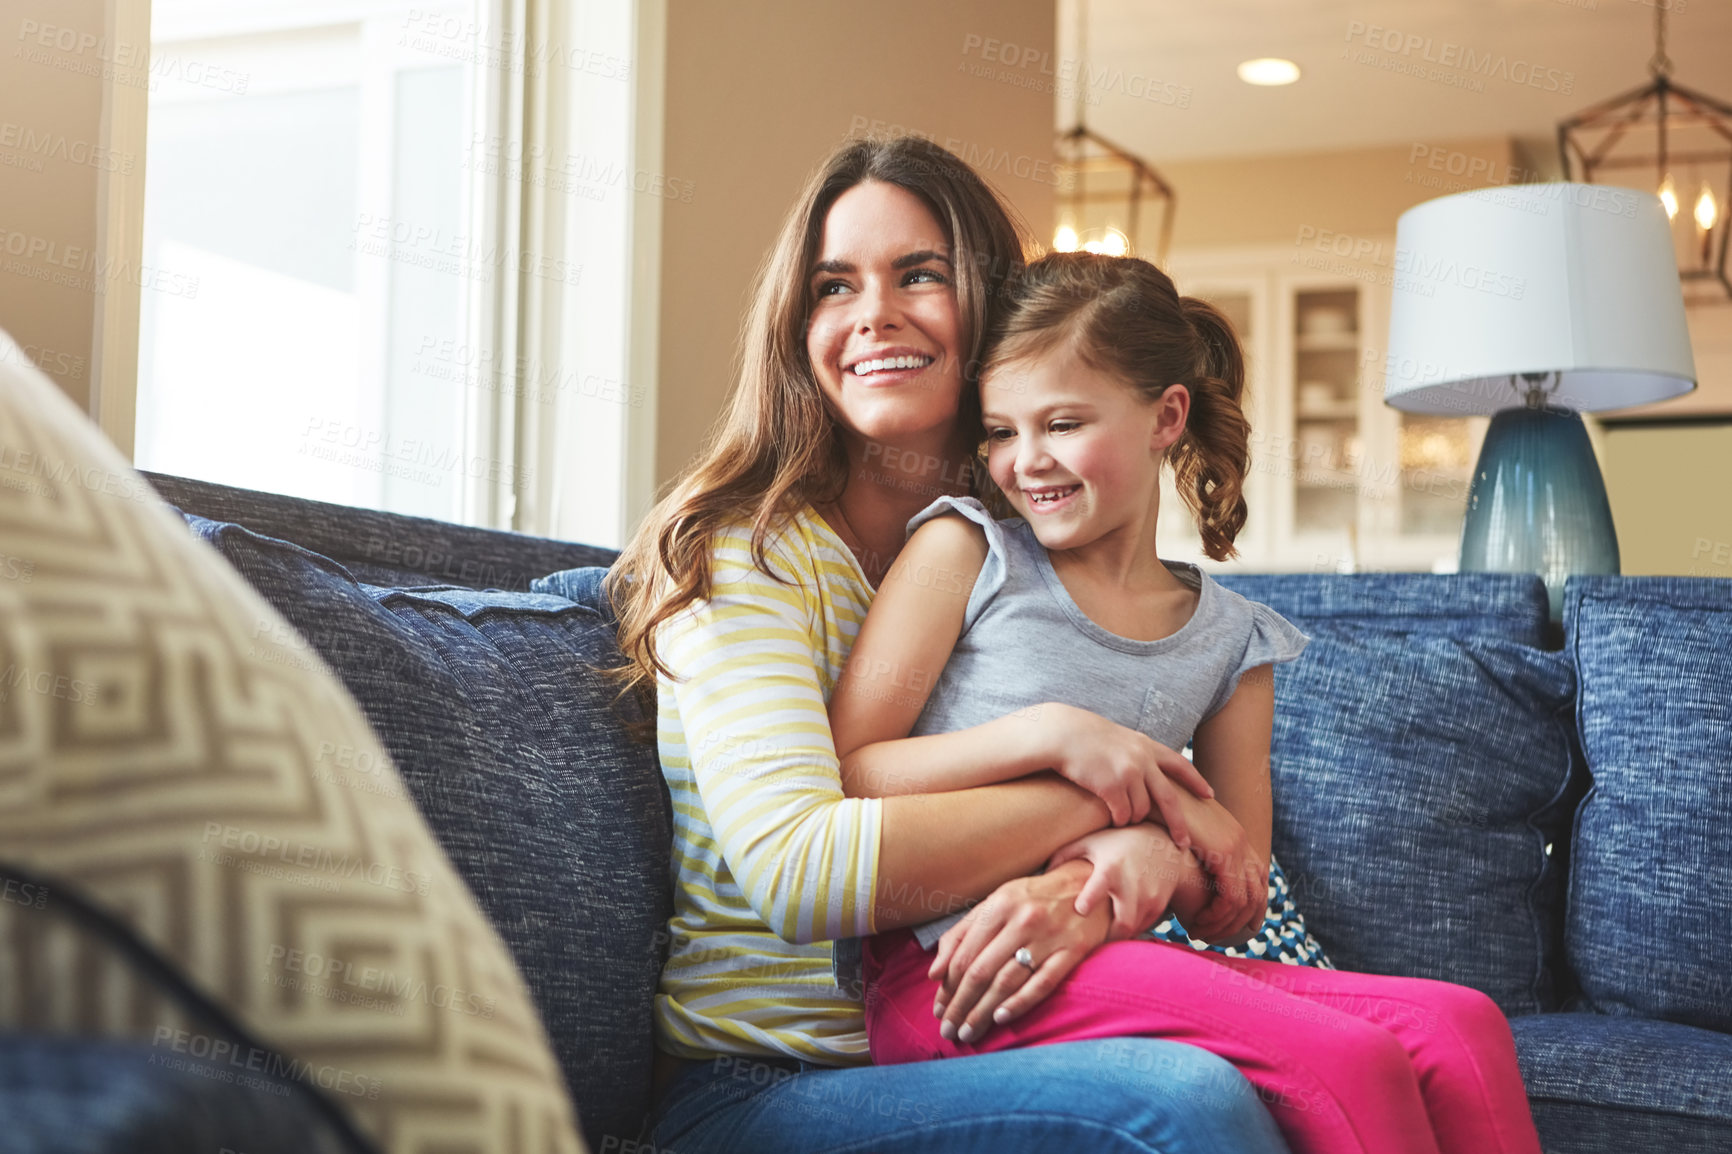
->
xmin=1218 ymin=574 xmax=1576 ymax=1017
xmin=184 ymin=520 xmax=671 ymax=1150
xmin=144 ymin=470 xmax=614 ymax=591
xmin=1565 ymin=577 xmax=1732 ymax=1033
xmin=1221 ymin=572 xmax=1554 ymax=648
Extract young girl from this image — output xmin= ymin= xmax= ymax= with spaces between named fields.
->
xmin=830 ymin=252 xmax=1543 ymax=1154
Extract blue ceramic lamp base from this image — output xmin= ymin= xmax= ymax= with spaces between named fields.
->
xmin=1460 ymin=405 xmax=1620 ymax=622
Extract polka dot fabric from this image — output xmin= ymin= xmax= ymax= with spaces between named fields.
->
xmin=1146 ymin=853 xmax=1333 ymax=967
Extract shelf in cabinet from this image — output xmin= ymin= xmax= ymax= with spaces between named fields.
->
xmin=1296 ymin=401 xmax=1358 ymax=421
xmin=1295 ymin=468 xmax=1359 ymax=490
xmin=1295 ymin=332 xmax=1359 ymax=352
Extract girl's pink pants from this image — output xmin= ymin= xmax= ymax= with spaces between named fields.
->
xmin=863 ymin=928 xmax=1543 ymax=1154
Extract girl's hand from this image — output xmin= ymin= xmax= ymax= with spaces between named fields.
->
xmin=1046 ymin=824 xmax=1186 ymax=942
xmin=1047 ymin=704 xmax=1215 ymax=841
xmin=1167 ymin=792 xmax=1270 ymax=947
xmin=928 ymin=861 xmax=1109 ymax=1044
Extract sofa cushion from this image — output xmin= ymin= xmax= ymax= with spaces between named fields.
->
xmin=530 ymin=565 xmax=613 ymax=620
xmin=1215 ymin=574 xmax=1575 ymax=1017
xmin=1564 ymin=577 xmax=1732 ymax=1033
xmin=181 ymin=526 xmax=670 ymax=1151
xmin=1512 ymin=1012 xmax=1732 ymax=1153
xmin=0 ymin=1031 xmax=355 ymax=1154
xmin=1218 ymin=572 xmax=1552 ymax=647
xmin=142 ymin=470 xmax=614 ymax=591
xmin=0 ymin=331 xmax=584 ymax=1154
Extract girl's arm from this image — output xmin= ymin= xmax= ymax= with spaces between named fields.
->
xmin=1188 ymin=663 xmax=1274 ymax=871
xmin=830 ymin=512 xmax=1065 ymax=797
xmin=1177 ymin=664 xmax=1276 ymax=944
xmin=832 ymin=514 xmax=1213 ymax=833
xmin=666 ymin=516 xmax=1116 ymax=944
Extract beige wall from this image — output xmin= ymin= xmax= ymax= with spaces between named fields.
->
xmin=0 ymin=0 xmax=113 ymax=414
xmin=1604 ymin=423 xmax=1732 ymax=578
xmin=1163 ymin=136 xmax=1521 ymax=250
xmin=656 ymin=0 xmax=1055 ymax=491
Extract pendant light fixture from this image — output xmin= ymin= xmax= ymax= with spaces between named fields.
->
xmin=1558 ymin=2 xmax=1732 ymax=302
xmin=1052 ymin=0 xmax=1175 ymax=261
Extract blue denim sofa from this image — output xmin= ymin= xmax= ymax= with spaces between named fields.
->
xmin=8 ymin=470 xmax=1726 ymax=1152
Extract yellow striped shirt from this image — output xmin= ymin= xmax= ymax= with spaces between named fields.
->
xmin=653 ymin=507 xmax=881 ymax=1062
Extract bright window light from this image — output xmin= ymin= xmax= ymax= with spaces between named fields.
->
xmin=139 ymin=0 xmax=484 ymax=523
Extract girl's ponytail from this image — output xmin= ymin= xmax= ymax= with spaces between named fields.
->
xmin=1172 ymin=298 xmax=1250 ymax=562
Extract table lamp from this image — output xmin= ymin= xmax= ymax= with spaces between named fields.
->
xmin=1383 ymin=182 xmax=1697 ymax=620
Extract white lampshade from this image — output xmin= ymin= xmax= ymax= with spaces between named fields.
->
xmin=1383 ymin=183 xmax=1696 ymax=414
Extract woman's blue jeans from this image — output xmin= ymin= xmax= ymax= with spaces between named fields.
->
xmin=648 ymin=1039 xmax=1293 ymax=1153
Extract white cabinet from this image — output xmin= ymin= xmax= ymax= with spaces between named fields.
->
xmin=1155 ymin=244 xmax=1485 ymax=573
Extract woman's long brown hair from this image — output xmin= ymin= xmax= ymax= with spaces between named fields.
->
xmin=604 ymin=137 xmax=1030 ymax=734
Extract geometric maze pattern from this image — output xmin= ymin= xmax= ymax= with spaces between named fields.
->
xmin=0 ymin=335 xmax=585 ymax=1153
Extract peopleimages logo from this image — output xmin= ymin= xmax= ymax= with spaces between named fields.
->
xmin=1287 ymin=225 xmax=1524 ymax=301
xmin=200 ymin=822 xmax=433 ymax=896
xmin=150 ymin=1027 xmax=382 ymax=1100
xmin=265 ymin=944 xmax=498 ymax=1019
xmin=0 ymin=227 xmax=200 ymax=299
xmin=959 ymin=33 xmax=1191 ymax=108
xmin=1343 ymin=21 xmax=1574 ymax=94
xmin=0 ymin=121 xmax=134 ymax=173
xmin=1393 ymin=248 xmax=1526 ymax=300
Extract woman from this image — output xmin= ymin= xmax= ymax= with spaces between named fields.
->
xmin=607 ymin=135 xmax=1288 ymax=1153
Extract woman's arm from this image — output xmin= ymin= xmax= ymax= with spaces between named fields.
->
xmin=874 ymin=777 xmax=1114 ymax=929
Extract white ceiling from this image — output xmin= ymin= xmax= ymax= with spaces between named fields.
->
xmin=1071 ymin=0 xmax=1732 ymax=163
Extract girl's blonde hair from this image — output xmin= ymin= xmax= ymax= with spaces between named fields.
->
xmin=605 ymin=136 xmax=1031 ymax=729
xmin=982 ymin=251 xmax=1250 ymax=562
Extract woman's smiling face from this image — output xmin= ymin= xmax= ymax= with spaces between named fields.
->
xmin=805 ymin=180 xmax=965 ymax=448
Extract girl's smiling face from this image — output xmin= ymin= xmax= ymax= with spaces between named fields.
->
xmin=982 ymin=342 xmax=1188 ymax=552
xmin=805 ymin=181 xmax=965 ymax=448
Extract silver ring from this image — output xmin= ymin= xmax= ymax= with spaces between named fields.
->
xmin=1013 ymin=946 xmax=1036 ymax=970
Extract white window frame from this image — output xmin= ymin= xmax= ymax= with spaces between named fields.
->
xmin=90 ymin=0 xmax=154 ymax=459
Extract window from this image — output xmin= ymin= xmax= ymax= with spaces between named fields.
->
xmin=136 ymin=1 xmax=497 ymax=523
xmin=136 ymin=0 xmax=654 ymax=543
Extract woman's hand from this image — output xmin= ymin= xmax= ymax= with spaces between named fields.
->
xmin=927 ymin=860 xmax=1110 ymax=1044
xmin=1045 ymin=704 xmax=1215 ymax=840
xmin=1046 ymin=823 xmax=1187 ymax=942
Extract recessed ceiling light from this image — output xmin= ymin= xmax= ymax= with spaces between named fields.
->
xmin=1238 ymin=57 xmax=1300 ymax=86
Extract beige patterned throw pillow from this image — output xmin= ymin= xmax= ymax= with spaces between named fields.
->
xmin=0 ymin=332 xmax=586 ymax=1153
